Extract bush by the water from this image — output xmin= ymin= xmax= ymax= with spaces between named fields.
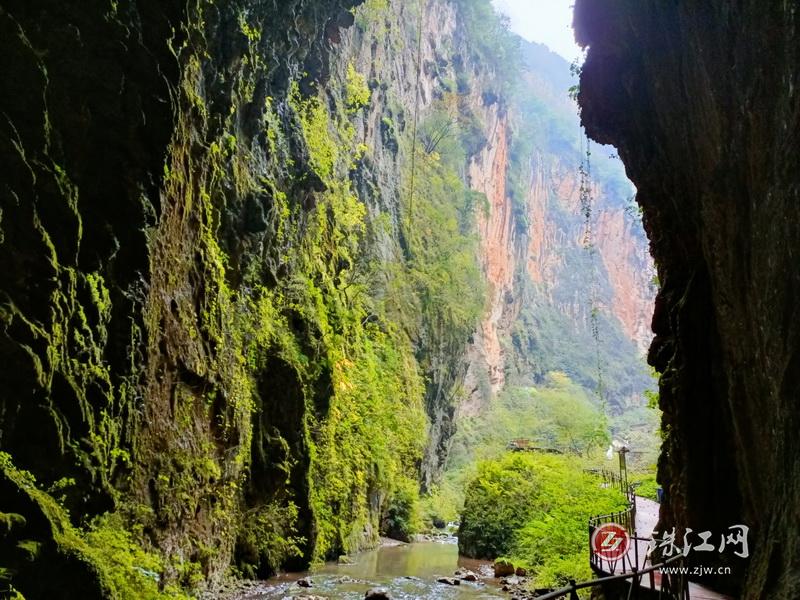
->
xmin=458 ymin=452 xmax=627 ymax=586
xmin=381 ymin=478 xmax=422 ymax=541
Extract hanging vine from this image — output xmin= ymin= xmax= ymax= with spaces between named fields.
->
xmin=579 ymin=133 xmax=606 ymax=414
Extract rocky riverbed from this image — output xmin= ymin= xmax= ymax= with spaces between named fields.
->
xmin=223 ymin=538 xmax=514 ymax=600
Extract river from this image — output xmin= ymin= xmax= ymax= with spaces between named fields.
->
xmin=233 ymin=538 xmax=508 ymax=599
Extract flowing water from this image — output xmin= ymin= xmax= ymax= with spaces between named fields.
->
xmin=235 ymin=538 xmax=507 ymax=599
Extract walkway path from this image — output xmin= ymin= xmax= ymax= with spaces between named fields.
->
xmin=634 ymin=496 xmax=732 ymax=600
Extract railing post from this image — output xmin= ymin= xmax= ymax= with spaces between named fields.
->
xmin=569 ymin=580 xmax=579 ymax=600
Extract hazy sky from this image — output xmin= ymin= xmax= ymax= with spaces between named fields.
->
xmin=491 ymin=0 xmax=582 ymax=62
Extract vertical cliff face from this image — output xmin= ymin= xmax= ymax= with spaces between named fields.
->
xmin=3 ymin=0 xmax=438 ymax=594
xmin=576 ymin=1 xmax=800 ymax=597
xmin=465 ymin=115 xmax=515 ymax=399
xmin=332 ymin=0 xmax=500 ymax=488
xmin=460 ymin=39 xmax=655 ymax=418
xmin=594 ymin=206 xmax=655 ymax=354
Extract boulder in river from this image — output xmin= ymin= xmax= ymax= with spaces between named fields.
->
xmin=297 ymin=576 xmax=313 ymax=587
xmin=454 ymin=568 xmax=479 ymax=581
xmin=437 ymin=577 xmax=460 ymax=585
xmin=493 ymin=559 xmax=515 ymax=577
xmin=365 ymin=587 xmax=392 ymax=599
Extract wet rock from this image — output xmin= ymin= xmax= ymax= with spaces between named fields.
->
xmin=493 ymin=559 xmax=515 ymax=577
xmin=437 ymin=577 xmax=460 ymax=585
xmin=515 ymin=567 xmax=527 ymax=577
xmin=454 ymin=568 xmax=479 ymax=581
xmin=500 ymin=575 xmax=521 ymax=586
xmin=297 ymin=576 xmax=313 ymax=588
xmin=364 ymin=588 xmax=392 ymax=600
xmin=379 ymin=537 xmax=406 ymax=547
xmin=476 ymin=564 xmax=496 ymax=578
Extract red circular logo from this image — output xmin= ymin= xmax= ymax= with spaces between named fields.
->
xmin=591 ymin=523 xmax=630 ymax=559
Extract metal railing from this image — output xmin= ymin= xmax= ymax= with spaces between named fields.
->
xmin=528 ymin=475 xmax=689 ymax=599
xmin=584 ymin=467 xmax=629 ymax=495
xmin=588 ymin=483 xmax=637 ymax=535
xmin=532 ymin=552 xmax=690 ymax=599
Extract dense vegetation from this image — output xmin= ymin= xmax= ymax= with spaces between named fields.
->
xmin=424 ymin=375 xmax=656 ymax=590
xmin=458 ymin=452 xmax=627 ymax=586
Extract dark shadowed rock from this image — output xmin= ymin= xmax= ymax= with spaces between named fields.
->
xmin=575 ymin=0 xmax=800 ymax=596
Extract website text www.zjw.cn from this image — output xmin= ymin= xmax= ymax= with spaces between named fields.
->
xmin=660 ymin=565 xmax=733 ymax=576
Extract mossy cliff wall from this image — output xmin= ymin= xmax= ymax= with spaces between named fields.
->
xmin=0 ymin=0 xmax=497 ymax=596
xmin=575 ymin=1 xmax=800 ymax=597
xmin=0 ymin=0 xmax=435 ymax=595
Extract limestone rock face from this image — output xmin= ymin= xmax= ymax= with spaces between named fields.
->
xmin=576 ymin=1 xmax=800 ymax=597
xmin=460 ymin=39 xmax=655 ymax=420
xmin=0 ymin=0 xmax=369 ymax=591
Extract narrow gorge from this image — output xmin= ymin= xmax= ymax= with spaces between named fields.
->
xmin=1 ymin=0 xmax=796 ymax=599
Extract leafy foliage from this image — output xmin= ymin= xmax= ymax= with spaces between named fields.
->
xmin=451 ymin=0 xmax=520 ymax=85
xmin=423 ymin=373 xmax=613 ymax=529
xmin=345 ymin=63 xmax=371 ymax=111
xmin=236 ymin=501 xmax=305 ymax=577
xmin=458 ymin=452 xmax=627 ymax=586
xmin=0 ymin=452 xmax=189 ymax=599
xmin=381 ymin=478 xmax=423 ymax=541
xmin=632 ymin=472 xmax=660 ymax=502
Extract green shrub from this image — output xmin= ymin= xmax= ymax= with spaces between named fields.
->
xmin=419 ymin=480 xmax=462 ymax=528
xmin=236 ymin=501 xmax=305 ymax=577
xmin=458 ymin=453 xmax=627 ymax=586
xmin=345 ymin=64 xmax=371 ymax=111
xmin=632 ymin=472 xmax=659 ymax=502
xmin=381 ymin=478 xmax=422 ymax=541
xmin=83 ymin=514 xmax=190 ymax=598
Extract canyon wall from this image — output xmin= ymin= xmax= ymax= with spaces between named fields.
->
xmin=0 ymin=0 xmax=504 ymax=594
xmin=461 ymin=39 xmax=655 ymax=420
xmin=576 ymin=1 xmax=800 ymax=597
